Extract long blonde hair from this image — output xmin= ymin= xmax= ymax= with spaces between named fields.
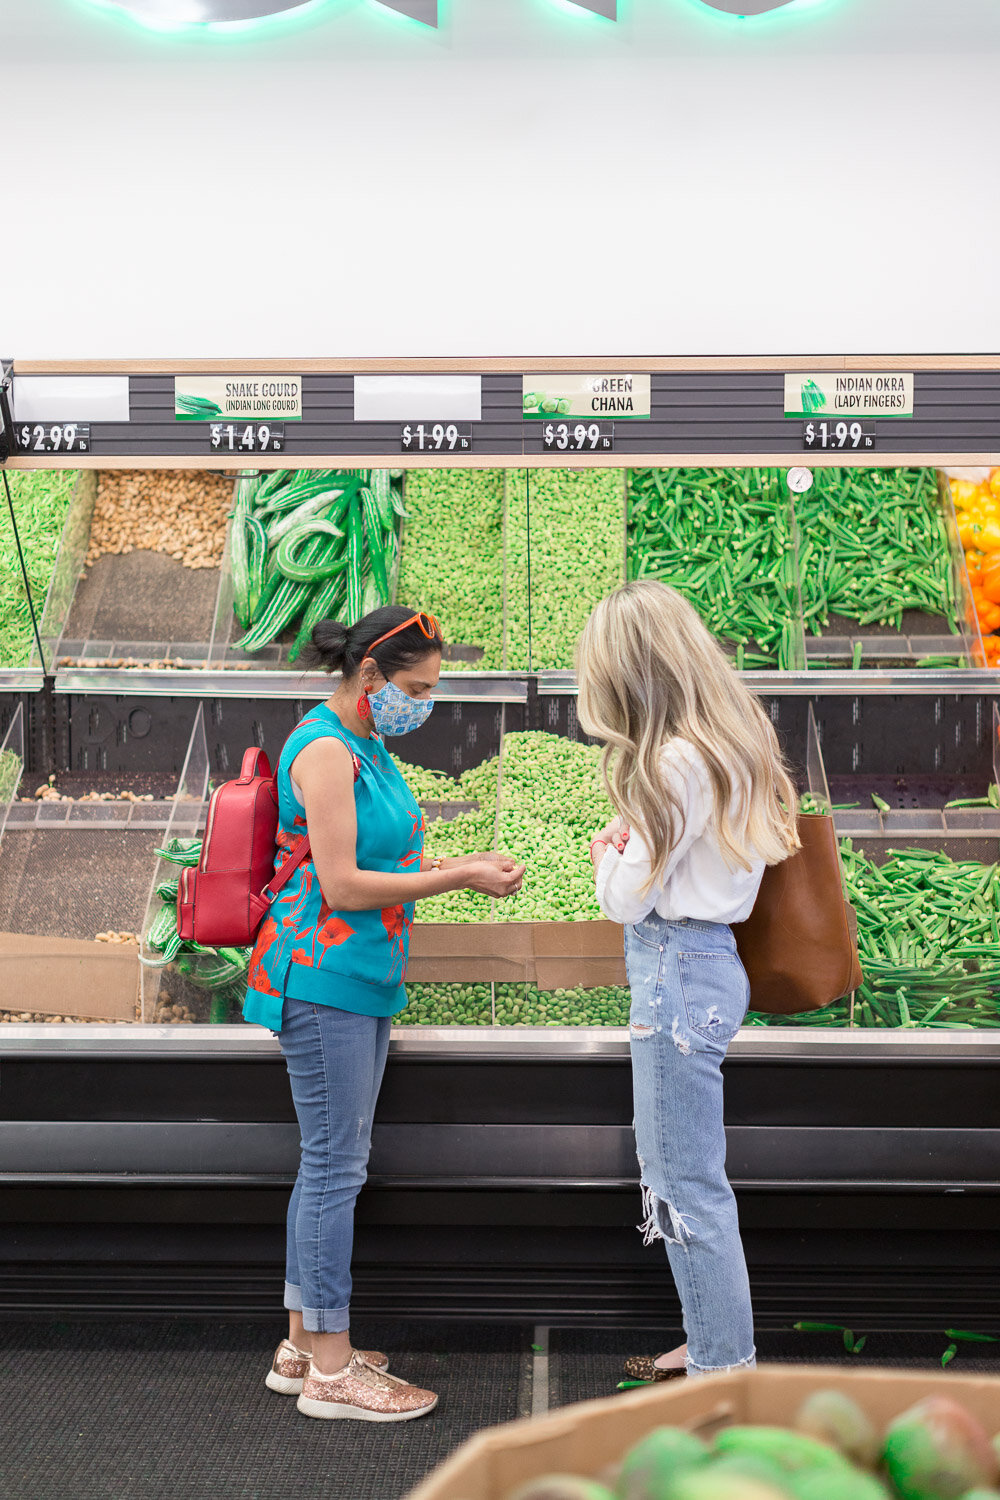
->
xmin=576 ymin=580 xmax=800 ymax=888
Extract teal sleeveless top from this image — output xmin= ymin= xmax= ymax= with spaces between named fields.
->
xmin=242 ymin=705 xmax=424 ymax=1032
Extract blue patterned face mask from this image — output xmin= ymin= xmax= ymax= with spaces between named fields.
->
xmin=368 ymin=678 xmax=434 ymax=737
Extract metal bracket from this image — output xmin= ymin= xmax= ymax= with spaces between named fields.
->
xmin=0 ymin=360 xmax=15 ymax=464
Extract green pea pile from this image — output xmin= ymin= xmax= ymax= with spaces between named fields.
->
xmin=395 ymin=981 xmax=630 ymax=1028
xmin=396 ymin=470 xmax=506 ymax=670
xmin=407 ymin=756 xmax=499 ymax=925
xmin=0 ymin=470 xmax=77 ymax=668
xmin=496 ymin=731 xmax=614 ymax=922
xmin=506 ymin=469 xmax=626 ymax=670
xmin=390 ymin=754 xmax=463 ymax=802
xmin=396 ymin=983 xmax=494 ymax=1026
xmin=627 ymin=467 xmax=800 ymax=670
xmin=751 ymin=841 xmax=1000 ymax=1029
xmin=495 ymin=983 xmax=629 ymax=1027
xmin=794 ymin=467 xmax=955 ymax=639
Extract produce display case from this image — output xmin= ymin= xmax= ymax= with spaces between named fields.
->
xmin=0 ymin=700 xmax=205 ymax=1023
xmin=2 ymin=426 xmax=999 ymax=1320
xmin=1 ymin=461 xmax=998 ymax=1035
xmin=0 ymin=470 xmax=73 ymax=689
xmin=40 ymin=470 xmax=230 ymax=673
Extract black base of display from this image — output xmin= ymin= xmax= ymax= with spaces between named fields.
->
xmin=0 ymin=1219 xmax=996 ymax=1326
xmin=0 ymin=1043 xmax=996 ymax=1325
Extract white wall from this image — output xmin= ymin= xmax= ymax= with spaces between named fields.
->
xmin=4 ymin=0 xmax=1000 ymax=358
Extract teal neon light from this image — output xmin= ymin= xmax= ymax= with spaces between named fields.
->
xmin=72 ymin=0 xmax=331 ymax=33
xmin=74 ymin=0 xmax=831 ymax=31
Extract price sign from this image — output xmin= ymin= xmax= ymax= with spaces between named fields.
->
xmin=16 ymin=422 xmax=91 ymax=454
xmin=210 ymin=422 xmax=285 ymax=453
xmin=803 ymin=420 xmax=876 ymax=451
xmin=542 ymin=421 xmax=614 ymax=452
xmin=400 ymin=422 xmax=472 ymax=452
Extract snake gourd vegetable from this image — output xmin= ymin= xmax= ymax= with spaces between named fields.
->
xmin=346 ymin=492 xmax=365 ymax=626
xmin=229 ymin=476 xmax=255 ymax=630
xmin=361 ymin=487 xmax=390 ymax=602
xmin=274 ymin=520 xmax=347 ymax=584
xmin=225 ymin=469 xmax=404 ymax=655
xmin=246 ymin=516 xmax=269 ymax=616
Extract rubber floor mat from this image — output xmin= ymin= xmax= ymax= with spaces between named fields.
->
xmin=549 ymin=1326 xmax=1000 ymax=1409
xmin=0 ymin=1317 xmax=531 ymax=1500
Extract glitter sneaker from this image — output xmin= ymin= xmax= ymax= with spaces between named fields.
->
xmin=296 ymin=1351 xmax=439 ymax=1422
xmin=265 ymin=1340 xmax=389 ymax=1396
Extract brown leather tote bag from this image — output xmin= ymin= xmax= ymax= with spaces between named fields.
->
xmin=733 ymin=813 xmax=863 ymax=1015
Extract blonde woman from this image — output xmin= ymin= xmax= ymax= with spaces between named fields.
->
xmin=577 ymin=580 xmax=800 ymax=1379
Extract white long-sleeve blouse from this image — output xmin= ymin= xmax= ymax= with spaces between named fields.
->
xmin=595 ymin=738 xmax=765 ymax=927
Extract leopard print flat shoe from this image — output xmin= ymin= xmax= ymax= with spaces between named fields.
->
xmin=622 ymin=1354 xmax=687 ymax=1382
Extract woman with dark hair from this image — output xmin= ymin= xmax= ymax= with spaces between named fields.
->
xmin=244 ymin=606 xmax=524 ymax=1423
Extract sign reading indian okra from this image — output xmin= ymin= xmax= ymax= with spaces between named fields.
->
xmin=785 ymin=373 xmax=914 ymax=419
xmin=226 ymin=468 xmax=405 ymax=659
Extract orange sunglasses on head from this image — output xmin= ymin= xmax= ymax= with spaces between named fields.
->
xmin=364 ymin=611 xmax=443 ymax=658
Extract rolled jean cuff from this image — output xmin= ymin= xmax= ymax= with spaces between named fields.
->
xmin=686 ymin=1349 xmax=757 ymax=1377
xmin=301 ymin=1302 xmax=351 ymax=1335
xmin=283 ymin=1282 xmax=303 ymax=1312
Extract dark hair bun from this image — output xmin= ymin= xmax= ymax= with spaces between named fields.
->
xmin=310 ymin=619 xmax=349 ymax=674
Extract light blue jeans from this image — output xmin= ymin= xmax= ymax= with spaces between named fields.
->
xmin=625 ymin=912 xmax=756 ymax=1375
xmin=278 ymin=996 xmax=392 ymax=1333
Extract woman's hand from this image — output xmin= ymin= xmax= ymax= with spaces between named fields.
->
xmin=463 ymin=858 xmax=525 ymax=899
xmin=591 ymin=816 xmax=631 ymax=855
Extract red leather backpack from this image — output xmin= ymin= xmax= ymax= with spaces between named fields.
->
xmin=177 ymin=743 xmax=362 ymax=948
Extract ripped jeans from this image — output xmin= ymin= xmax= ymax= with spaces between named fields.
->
xmin=278 ymin=997 xmax=391 ymax=1333
xmin=625 ymin=913 xmax=755 ymax=1375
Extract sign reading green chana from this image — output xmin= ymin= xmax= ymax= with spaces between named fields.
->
xmin=523 ymin=375 xmax=650 ymax=419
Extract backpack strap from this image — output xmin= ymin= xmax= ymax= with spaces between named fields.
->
xmin=262 ymin=835 xmax=312 ymax=902
xmin=262 ymin=752 xmax=360 ymax=902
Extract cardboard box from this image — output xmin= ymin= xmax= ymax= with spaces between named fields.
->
xmin=407 ymin=923 xmax=534 ymax=984
xmin=405 ymin=1364 xmax=1000 ymax=1500
xmin=0 ymin=932 xmax=139 ymax=1020
xmin=408 ymin=920 xmax=626 ymax=988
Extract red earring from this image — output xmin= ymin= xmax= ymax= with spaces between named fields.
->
xmin=357 ymin=689 xmax=371 ymax=720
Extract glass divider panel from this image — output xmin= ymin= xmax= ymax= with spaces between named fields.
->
xmin=489 ymin=702 xmax=506 ymax=1026
xmin=938 ymin=469 xmax=986 ymax=667
xmin=38 ymin=470 xmax=97 ymax=672
xmin=805 ymin=702 xmax=832 ymax=815
xmin=0 ymin=704 xmax=25 ymax=836
xmin=138 ymin=703 xmax=210 ymax=1022
xmin=782 ymin=471 xmax=808 ymax=673
xmin=207 ymin=476 xmax=241 ymax=667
